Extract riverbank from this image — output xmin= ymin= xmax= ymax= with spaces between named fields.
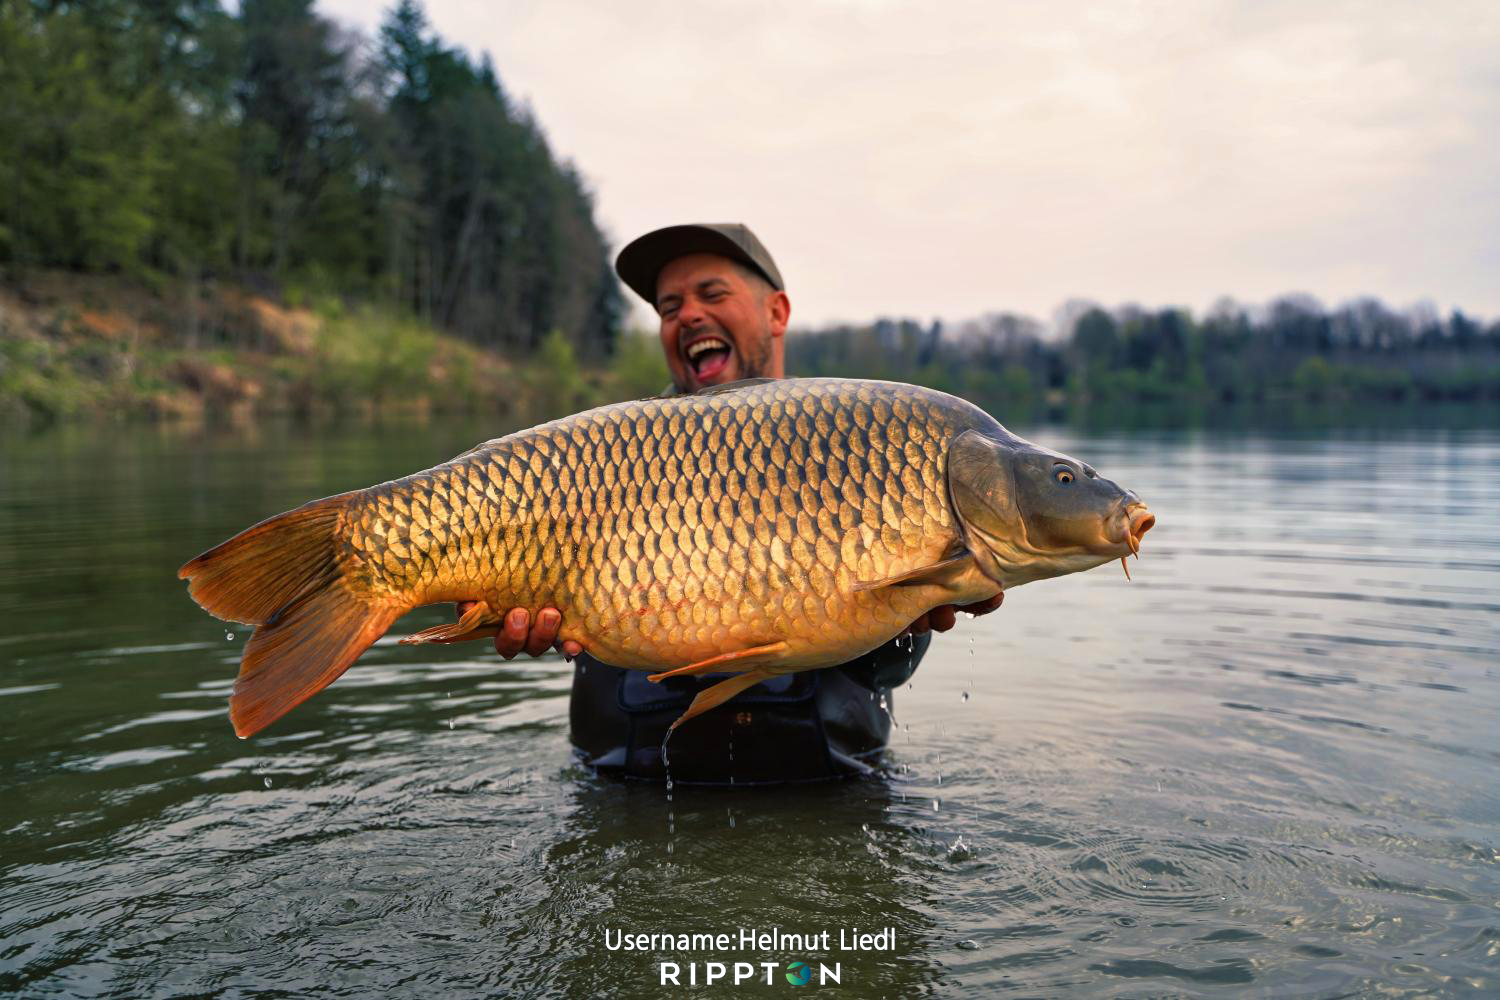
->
xmin=0 ymin=271 xmax=668 ymax=426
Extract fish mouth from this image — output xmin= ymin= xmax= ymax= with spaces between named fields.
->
xmin=1108 ymin=502 xmax=1154 ymax=580
xmin=1101 ymin=500 xmax=1155 ymax=555
xmin=682 ymin=331 xmax=734 ymax=383
xmin=1125 ymin=503 xmax=1155 ymax=556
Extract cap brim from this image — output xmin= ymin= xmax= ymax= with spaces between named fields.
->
xmin=615 ymin=225 xmax=776 ymax=306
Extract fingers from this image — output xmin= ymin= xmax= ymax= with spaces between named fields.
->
xmin=494 ymin=608 xmax=529 ymax=659
xmin=492 ymin=607 xmax=571 ymax=659
xmin=959 ymin=591 xmax=1005 ymax=616
xmin=526 ymin=608 xmax=561 ymax=657
xmin=928 ymin=604 xmax=958 ymax=633
xmin=907 ymin=592 xmax=1002 ymax=641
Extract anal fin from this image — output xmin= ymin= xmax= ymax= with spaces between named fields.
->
xmin=646 ymin=640 xmax=789 ymax=682
xmin=400 ymin=600 xmax=503 ymax=645
xmin=670 ymin=669 xmax=773 ymax=730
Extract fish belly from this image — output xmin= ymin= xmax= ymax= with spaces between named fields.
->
xmin=346 ymin=379 xmax=1000 ymax=672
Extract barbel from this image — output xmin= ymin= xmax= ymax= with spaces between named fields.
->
xmin=179 ymin=378 xmax=1154 ymax=737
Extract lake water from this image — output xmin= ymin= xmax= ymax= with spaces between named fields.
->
xmin=2 ymin=414 xmax=1497 ymax=997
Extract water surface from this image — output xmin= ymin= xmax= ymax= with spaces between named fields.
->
xmin=2 ymin=417 xmax=1497 ymax=997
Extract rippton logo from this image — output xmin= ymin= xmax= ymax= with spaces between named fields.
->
xmin=785 ymin=961 xmax=812 ymax=986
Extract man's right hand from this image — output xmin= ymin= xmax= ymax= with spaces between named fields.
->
xmin=456 ymin=602 xmax=584 ymax=660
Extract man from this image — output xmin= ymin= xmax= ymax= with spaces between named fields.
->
xmin=467 ymin=224 xmax=1002 ymax=783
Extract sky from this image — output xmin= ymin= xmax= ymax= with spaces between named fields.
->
xmin=320 ymin=0 xmax=1499 ymax=330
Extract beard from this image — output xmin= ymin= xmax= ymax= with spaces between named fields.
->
xmin=739 ymin=333 xmax=773 ymax=380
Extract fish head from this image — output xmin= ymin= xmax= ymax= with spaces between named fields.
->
xmin=947 ymin=430 xmax=1155 ymax=588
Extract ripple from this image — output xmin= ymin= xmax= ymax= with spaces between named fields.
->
xmin=4 ymin=423 xmax=1500 ymax=998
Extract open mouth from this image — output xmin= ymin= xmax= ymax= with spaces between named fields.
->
xmin=1118 ymin=503 xmax=1155 ymax=579
xmin=684 ymin=335 xmax=732 ymax=382
xmin=1126 ymin=504 xmax=1155 ymax=554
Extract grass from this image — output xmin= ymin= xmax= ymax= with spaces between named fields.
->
xmin=0 ymin=270 xmax=671 ymax=426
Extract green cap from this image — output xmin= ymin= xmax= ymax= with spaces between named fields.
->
xmin=615 ymin=223 xmax=784 ymax=306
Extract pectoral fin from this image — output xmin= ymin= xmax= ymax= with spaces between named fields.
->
xmin=670 ymin=669 xmax=773 ymax=730
xmin=854 ymin=553 xmax=974 ymax=592
xmin=400 ymin=601 xmax=503 ymax=645
xmin=647 ymin=641 xmax=789 ymax=682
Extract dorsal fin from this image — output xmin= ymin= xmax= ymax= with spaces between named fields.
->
xmin=693 ymin=377 xmax=782 ymax=396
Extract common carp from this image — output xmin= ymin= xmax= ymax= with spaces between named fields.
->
xmin=179 ymin=378 xmax=1154 ymax=737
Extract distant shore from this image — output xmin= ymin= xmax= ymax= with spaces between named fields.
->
xmin=5 ymin=271 xmax=1498 ymax=431
xmin=0 ymin=271 xmax=668 ymax=426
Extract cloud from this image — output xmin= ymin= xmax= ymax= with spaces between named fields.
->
xmin=321 ymin=0 xmax=1500 ymax=326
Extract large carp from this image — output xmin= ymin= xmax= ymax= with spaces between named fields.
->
xmin=180 ymin=378 xmax=1154 ymax=737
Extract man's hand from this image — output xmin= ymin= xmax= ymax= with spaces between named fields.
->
xmin=904 ymin=591 xmax=1005 ymax=637
xmin=456 ymin=602 xmax=584 ymax=660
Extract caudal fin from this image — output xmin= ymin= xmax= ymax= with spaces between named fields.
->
xmin=178 ymin=494 xmax=399 ymax=738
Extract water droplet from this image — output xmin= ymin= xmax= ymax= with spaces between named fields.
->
xmin=448 ymin=718 xmax=455 ymax=730
xmin=580 ymin=663 xmax=586 ymax=674
xmin=957 ymin=939 xmax=979 ymax=951
xmin=667 ymin=841 xmax=674 ymax=855
xmin=226 ymin=632 xmax=235 ymax=641
xmin=906 ymin=683 xmax=912 ymax=691
xmin=932 ymin=798 xmax=941 ymax=811
xmin=263 ymin=776 xmax=272 ymax=788
xmin=861 ymin=823 xmax=870 ymax=834
xmin=961 ymin=691 xmax=970 ymax=702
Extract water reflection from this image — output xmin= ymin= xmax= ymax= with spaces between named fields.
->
xmin=1 ymin=417 xmax=1498 ymax=996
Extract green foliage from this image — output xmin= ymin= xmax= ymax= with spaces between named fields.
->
xmin=0 ymin=0 xmax=619 ymax=358
xmin=524 ymin=328 xmax=593 ymax=416
xmin=313 ymin=307 xmax=438 ymax=406
xmin=609 ymin=331 xmax=672 ymax=400
xmin=1292 ymin=356 xmax=1335 ymax=399
xmin=790 ymin=299 xmax=1500 ymax=411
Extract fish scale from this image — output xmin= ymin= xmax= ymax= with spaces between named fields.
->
xmin=349 ymin=379 xmax=990 ymax=671
xmin=179 ymin=376 xmax=1153 ymax=738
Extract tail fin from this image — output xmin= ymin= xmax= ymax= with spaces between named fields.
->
xmin=178 ymin=493 xmax=399 ymax=738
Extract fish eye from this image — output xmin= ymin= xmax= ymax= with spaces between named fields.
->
xmin=1053 ymin=466 xmax=1074 ymax=485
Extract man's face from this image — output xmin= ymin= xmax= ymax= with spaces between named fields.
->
xmin=655 ymin=253 xmax=789 ymax=393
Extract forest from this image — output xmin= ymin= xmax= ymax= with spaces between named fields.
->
xmin=2 ymin=0 xmax=1496 ymax=424
xmin=0 ymin=0 xmax=619 ymax=354
xmin=792 ymin=297 xmax=1500 ymax=411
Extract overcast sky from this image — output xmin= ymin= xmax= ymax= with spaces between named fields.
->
xmin=321 ymin=0 xmax=1499 ymax=330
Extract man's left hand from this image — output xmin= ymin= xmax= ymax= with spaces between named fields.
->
xmin=905 ymin=591 xmax=1004 ymax=637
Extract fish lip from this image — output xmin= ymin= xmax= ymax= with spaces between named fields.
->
xmin=1124 ymin=503 xmax=1154 ymax=553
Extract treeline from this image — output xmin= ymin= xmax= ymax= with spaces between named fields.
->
xmin=790 ymin=296 xmax=1500 ymax=407
xmin=0 ymin=0 xmax=619 ymax=355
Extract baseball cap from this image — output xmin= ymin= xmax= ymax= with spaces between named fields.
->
xmin=615 ymin=223 xmax=784 ymax=306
